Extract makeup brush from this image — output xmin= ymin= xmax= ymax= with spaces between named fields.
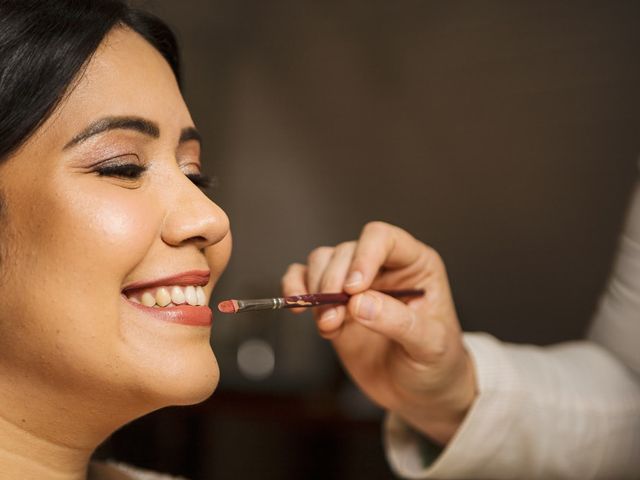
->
xmin=217 ymin=289 xmax=425 ymax=313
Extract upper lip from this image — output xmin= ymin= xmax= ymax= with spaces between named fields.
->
xmin=122 ymin=269 xmax=211 ymax=293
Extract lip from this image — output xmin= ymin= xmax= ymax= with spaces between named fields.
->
xmin=122 ymin=269 xmax=211 ymax=294
xmin=123 ymin=294 xmax=213 ymax=326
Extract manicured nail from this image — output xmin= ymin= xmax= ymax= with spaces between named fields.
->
xmin=356 ymin=293 xmax=378 ymax=321
xmin=345 ymin=271 xmax=363 ymax=288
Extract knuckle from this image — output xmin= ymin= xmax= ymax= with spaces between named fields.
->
xmin=281 ymin=264 xmax=299 ymax=280
xmin=422 ymin=244 xmax=446 ymax=270
xmin=363 ymin=220 xmax=391 ymax=235
xmin=281 ymin=264 xmax=307 ymax=289
xmin=307 ymin=246 xmax=333 ymax=264
xmin=280 ymin=274 xmax=293 ymax=289
xmin=423 ymin=244 xmax=440 ymax=259
xmin=335 ymin=241 xmax=355 ymax=253
xmin=287 ymin=262 xmax=306 ymax=274
xmin=320 ymin=274 xmax=340 ymax=292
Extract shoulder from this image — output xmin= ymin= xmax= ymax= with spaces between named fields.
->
xmin=88 ymin=461 xmax=190 ymax=480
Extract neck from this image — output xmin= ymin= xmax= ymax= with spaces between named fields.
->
xmin=0 ymin=412 xmax=92 ymax=480
xmin=0 ymin=371 xmax=150 ymax=480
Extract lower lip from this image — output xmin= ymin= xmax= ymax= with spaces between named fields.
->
xmin=122 ymin=295 xmax=212 ymax=326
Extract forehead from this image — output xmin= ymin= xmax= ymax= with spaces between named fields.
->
xmin=32 ymin=27 xmax=189 ymax=152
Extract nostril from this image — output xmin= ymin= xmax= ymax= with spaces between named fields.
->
xmin=189 ymin=235 xmax=208 ymax=245
xmin=177 ymin=235 xmax=212 ymax=251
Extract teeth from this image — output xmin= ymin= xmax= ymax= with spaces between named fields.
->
xmin=196 ymin=286 xmax=206 ymax=306
xmin=185 ymin=285 xmax=198 ymax=306
xmin=127 ymin=285 xmax=207 ymax=308
xmin=141 ymin=292 xmax=156 ymax=307
xmin=171 ymin=286 xmax=186 ymax=305
xmin=156 ymin=287 xmax=172 ymax=307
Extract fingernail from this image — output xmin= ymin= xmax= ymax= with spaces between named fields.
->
xmin=321 ymin=308 xmax=337 ymax=322
xmin=356 ymin=293 xmax=378 ymax=321
xmin=345 ymin=271 xmax=363 ymax=288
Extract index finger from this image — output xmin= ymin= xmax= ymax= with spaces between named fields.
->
xmin=281 ymin=262 xmax=310 ymax=313
xmin=344 ymin=221 xmax=422 ymax=294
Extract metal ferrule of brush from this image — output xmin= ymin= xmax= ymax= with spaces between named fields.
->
xmin=236 ymin=297 xmax=286 ymax=312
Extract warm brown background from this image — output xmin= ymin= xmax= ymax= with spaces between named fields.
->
xmin=97 ymin=1 xmax=640 ymax=478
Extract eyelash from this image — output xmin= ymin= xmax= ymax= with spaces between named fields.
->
xmin=96 ymin=163 xmax=145 ymax=179
xmin=96 ymin=163 xmax=215 ymax=190
xmin=185 ymin=173 xmax=214 ymax=189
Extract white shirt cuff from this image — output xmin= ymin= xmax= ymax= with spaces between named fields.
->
xmin=384 ymin=332 xmax=524 ymax=479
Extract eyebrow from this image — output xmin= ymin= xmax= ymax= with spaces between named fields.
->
xmin=63 ymin=116 xmax=201 ymax=149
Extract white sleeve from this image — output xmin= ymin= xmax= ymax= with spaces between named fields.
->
xmin=384 ymin=173 xmax=640 ymax=479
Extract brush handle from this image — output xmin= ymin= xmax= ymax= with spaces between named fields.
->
xmin=233 ymin=289 xmax=424 ymax=312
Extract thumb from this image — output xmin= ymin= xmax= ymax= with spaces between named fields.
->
xmin=348 ymin=290 xmax=446 ymax=363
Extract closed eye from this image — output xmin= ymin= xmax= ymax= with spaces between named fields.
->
xmin=96 ymin=163 xmax=146 ymax=179
xmin=186 ymin=172 xmax=214 ymax=190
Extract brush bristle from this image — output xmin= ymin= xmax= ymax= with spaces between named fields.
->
xmin=217 ymin=299 xmax=238 ymax=313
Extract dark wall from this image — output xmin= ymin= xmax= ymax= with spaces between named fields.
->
xmin=101 ymin=2 xmax=640 ymax=478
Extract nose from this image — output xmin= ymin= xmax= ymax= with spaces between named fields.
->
xmin=161 ymin=173 xmax=230 ymax=250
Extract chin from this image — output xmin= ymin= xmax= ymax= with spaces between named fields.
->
xmin=133 ymin=344 xmax=220 ymax=408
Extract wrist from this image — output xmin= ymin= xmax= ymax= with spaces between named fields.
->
xmin=398 ymin=350 xmax=477 ymax=445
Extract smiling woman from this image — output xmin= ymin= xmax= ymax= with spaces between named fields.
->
xmin=0 ymin=1 xmax=231 ymax=479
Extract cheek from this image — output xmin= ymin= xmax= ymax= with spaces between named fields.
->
xmin=0 ymin=186 xmax=159 ymax=392
xmin=50 ymin=188 xmax=158 ymax=282
xmin=1 ymin=185 xmax=160 ymax=352
xmin=78 ymin=192 xmax=159 ymax=262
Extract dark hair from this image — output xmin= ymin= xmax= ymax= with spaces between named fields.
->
xmin=0 ymin=0 xmax=181 ymax=163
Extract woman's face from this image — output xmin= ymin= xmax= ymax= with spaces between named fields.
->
xmin=0 ymin=27 xmax=231 ymax=412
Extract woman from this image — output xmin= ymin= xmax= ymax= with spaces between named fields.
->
xmin=0 ymin=1 xmax=231 ymax=478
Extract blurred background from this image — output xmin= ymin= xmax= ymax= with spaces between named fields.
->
xmin=96 ymin=1 xmax=640 ymax=478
